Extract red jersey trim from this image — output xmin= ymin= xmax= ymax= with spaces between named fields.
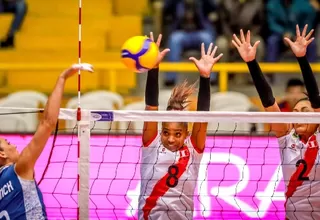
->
xmin=190 ymin=136 xmax=204 ymax=154
xmin=143 ymin=133 xmax=159 ymax=147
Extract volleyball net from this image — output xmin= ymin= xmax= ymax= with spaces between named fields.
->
xmin=1 ymin=107 xmax=320 ymax=220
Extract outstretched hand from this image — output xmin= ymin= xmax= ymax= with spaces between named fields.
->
xmin=149 ymin=32 xmax=170 ymax=68
xmin=60 ymin=63 xmax=94 ymax=79
xmin=284 ymin=24 xmax=314 ymax=57
xmin=189 ymin=43 xmax=223 ymax=78
xmin=232 ymin=29 xmax=260 ymax=62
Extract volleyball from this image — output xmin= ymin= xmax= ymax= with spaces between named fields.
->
xmin=121 ymin=36 xmax=159 ymax=73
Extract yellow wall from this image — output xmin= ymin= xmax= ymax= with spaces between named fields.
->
xmin=0 ymin=0 xmax=147 ymax=94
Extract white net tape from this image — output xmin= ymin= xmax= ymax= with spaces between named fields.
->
xmin=1 ymin=107 xmax=319 ymax=123
xmin=92 ymin=110 xmax=320 ymax=123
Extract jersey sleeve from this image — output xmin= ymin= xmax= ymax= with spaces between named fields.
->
xmin=143 ymin=132 xmax=159 ymax=148
xmin=316 ymin=131 xmax=320 ymax=144
xmin=277 ymin=135 xmax=289 ymax=149
xmin=142 ymin=133 xmax=161 ymax=157
xmin=5 ymin=165 xmax=16 ymax=176
xmin=277 ymin=130 xmax=294 ymax=149
xmin=185 ymin=136 xmax=203 ymax=162
xmin=187 ymin=136 xmax=204 ymax=154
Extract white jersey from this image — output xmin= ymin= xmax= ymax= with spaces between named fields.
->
xmin=278 ymin=130 xmax=320 ymax=220
xmin=138 ymin=134 xmax=203 ymax=220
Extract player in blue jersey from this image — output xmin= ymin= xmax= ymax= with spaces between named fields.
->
xmin=0 ymin=63 xmax=93 ymax=220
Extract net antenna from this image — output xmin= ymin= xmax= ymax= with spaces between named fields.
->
xmin=77 ymin=0 xmax=90 ymax=219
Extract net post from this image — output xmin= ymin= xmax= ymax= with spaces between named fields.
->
xmin=78 ymin=109 xmax=90 ymax=220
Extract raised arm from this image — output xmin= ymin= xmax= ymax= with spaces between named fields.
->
xmin=284 ymin=24 xmax=320 ymax=111
xmin=189 ymin=43 xmax=223 ymax=152
xmin=232 ymin=30 xmax=290 ymax=137
xmin=15 ymin=64 xmax=93 ymax=180
xmin=142 ymin=33 xmax=170 ymax=146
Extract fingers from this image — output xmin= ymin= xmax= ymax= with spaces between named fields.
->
xmin=201 ymin=43 xmax=205 ymax=57
xmin=306 ymin=37 xmax=315 ymax=46
xmin=231 ymin=40 xmax=240 ymax=49
xmin=156 ymin=34 xmax=162 ymax=47
xmin=198 ymin=43 xmax=221 ymax=58
xmin=207 ymin=43 xmax=213 ymax=55
xmin=72 ymin=63 xmax=94 ymax=72
xmin=211 ymin=45 xmax=218 ymax=57
xmin=214 ymin=53 xmax=223 ymax=62
xmin=246 ymin=30 xmax=251 ymax=44
xmin=305 ymin=29 xmax=314 ymax=40
xmin=252 ymin=41 xmax=260 ymax=51
xmin=232 ymin=34 xmax=242 ymax=47
xmin=296 ymin=24 xmax=301 ymax=37
xmin=189 ymin=57 xmax=198 ymax=64
xmin=149 ymin=32 xmax=163 ymax=47
xmin=283 ymin=37 xmax=293 ymax=47
xmin=150 ymin=32 xmax=154 ymax=42
xmin=302 ymin=24 xmax=308 ymax=37
xmin=240 ymin=29 xmax=246 ymax=43
xmin=160 ymin=48 xmax=170 ymax=57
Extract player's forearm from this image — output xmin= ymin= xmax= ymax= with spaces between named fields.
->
xmin=297 ymin=56 xmax=320 ymax=108
xmin=197 ymin=76 xmax=210 ymax=111
xmin=145 ymin=68 xmax=159 ymax=107
xmin=42 ymin=75 xmax=66 ymax=127
xmin=247 ymin=60 xmax=275 ymax=108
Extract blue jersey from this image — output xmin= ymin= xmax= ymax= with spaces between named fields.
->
xmin=0 ymin=165 xmax=47 ymax=220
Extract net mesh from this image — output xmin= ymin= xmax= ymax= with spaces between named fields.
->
xmin=88 ymin=122 xmax=286 ymax=220
xmin=1 ymin=108 xmax=320 ymax=219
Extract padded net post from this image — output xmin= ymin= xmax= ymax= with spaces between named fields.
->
xmin=78 ymin=109 xmax=90 ymax=219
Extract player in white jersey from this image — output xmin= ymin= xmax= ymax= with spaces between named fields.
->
xmin=139 ymin=32 xmax=222 ymax=220
xmin=0 ymin=63 xmax=93 ymax=219
xmin=232 ymin=25 xmax=320 ymax=219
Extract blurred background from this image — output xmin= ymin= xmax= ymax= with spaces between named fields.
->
xmin=0 ymin=0 xmax=320 ymax=133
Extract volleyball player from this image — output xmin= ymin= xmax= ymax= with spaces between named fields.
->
xmin=0 ymin=63 xmax=93 ymax=219
xmin=138 ymin=32 xmax=222 ymax=220
xmin=232 ymin=25 xmax=319 ymax=219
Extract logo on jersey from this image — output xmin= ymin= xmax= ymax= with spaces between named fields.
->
xmin=308 ymin=139 xmax=319 ymax=149
xmin=179 ymin=148 xmax=190 ymax=158
xmin=0 ymin=181 xmax=14 ymax=201
xmin=290 ymin=144 xmax=297 ymax=151
xmin=160 ymin=147 xmax=166 ymax=154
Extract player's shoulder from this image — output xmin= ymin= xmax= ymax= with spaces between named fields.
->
xmin=143 ymin=133 xmax=161 ymax=148
xmin=313 ymin=130 xmax=320 ymax=143
xmin=184 ymin=136 xmax=194 ymax=148
xmin=277 ymin=129 xmax=295 ymax=147
xmin=0 ymin=164 xmax=14 ymax=172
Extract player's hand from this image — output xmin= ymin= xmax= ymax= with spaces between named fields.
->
xmin=189 ymin=43 xmax=223 ymax=78
xmin=283 ymin=32 xmax=292 ymax=46
xmin=232 ymin=29 xmax=260 ymax=62
xmin=284 ymin=24 xmax=315 ymax=58
xmin=149 ymin=32 xmax=170 ymax=68
xmin=60 ymin=63 xmax=94 ymax=79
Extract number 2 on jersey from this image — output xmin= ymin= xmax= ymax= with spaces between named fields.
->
xmin=296 ymin=159 xmax=310 ymax=181
xmin=0 ymin=210 xmax=10 ymax=220
xmin=166 ymin=165 xmax=179 ymax=188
